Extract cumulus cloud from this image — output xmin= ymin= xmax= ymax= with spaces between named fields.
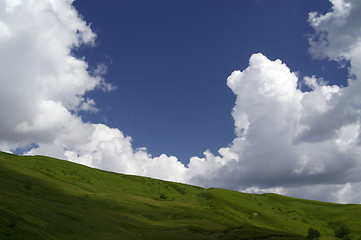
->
xmin=308 ymin=0 xmax=361 ymax=63
xmin=2 ymin=0 xmax=361 ymax=204
xmin=187 ymin=0 xmax=361 ymax=203
xmin=0 ymin=0 xmax=104 ymax=146
xmin=187 ymin=50 xmax=361 ymax=203
xmin=0 ymin=0 xmax=187 ymax=183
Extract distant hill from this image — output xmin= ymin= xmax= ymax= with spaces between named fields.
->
xmin=0 ymin=151 xmax=360 ymax=239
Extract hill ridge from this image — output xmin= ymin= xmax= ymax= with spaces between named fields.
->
xmin=0 ymin=151 xmax=360 ymax=239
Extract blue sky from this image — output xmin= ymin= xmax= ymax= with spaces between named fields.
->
xmin=2 ymin=0 xmax=361 ymax=203
xmin=73 ymin=0 xmax=347 ymax=163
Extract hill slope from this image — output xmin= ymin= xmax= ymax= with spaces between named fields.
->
xmin=0 ymin=151 xmax=360 ymax=240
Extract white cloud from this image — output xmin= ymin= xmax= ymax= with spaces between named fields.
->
xmin=0 ymin=0 xmax=102 ymax=146
xmin=187 ymin=48 xmax=361 ymax=203
xmin=309 ymin=0 xmax=361 ymax=75
xmin=0 ymin=0 xmax=187 ymax=183
xmin=2 ymin=0 xmax=361 ymax=204
xmin=185 ymin=0 xmax=361 ymax=203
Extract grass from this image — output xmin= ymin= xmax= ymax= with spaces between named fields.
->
xmin=0 ymin=151 xmax=360 ymax=239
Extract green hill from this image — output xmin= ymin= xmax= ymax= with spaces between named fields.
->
xmin=0 ymin=151 xmax=360 ymax=240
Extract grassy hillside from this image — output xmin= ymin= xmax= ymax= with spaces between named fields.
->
xmin=0 ymin=151 xmax=360 ymax=240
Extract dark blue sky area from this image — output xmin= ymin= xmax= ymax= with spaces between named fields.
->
xmin=73 ymin=0 xmax=348 ymax=163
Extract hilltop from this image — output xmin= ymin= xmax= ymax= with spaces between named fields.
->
xmin=0 ymin=151 xmax=360 ymax=239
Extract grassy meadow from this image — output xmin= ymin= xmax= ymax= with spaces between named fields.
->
xmin=0 ymin=151 xmax=360 ymax=239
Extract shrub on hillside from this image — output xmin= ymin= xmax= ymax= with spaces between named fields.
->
xmin=159 ymin=193 xmax=168 ymax=199
xmin=307 ymin=228 xmax=320 ymax=239
xmin=335 ymin=225 xmax=351 ymax=239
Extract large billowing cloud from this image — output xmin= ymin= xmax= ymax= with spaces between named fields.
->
xmin=188 ymin=53 xmax=361 ymax=203
xmin=187 ymin=0 xmax=361 ymax=203
xmin=1 ymin=0 xmax=361 ymax=203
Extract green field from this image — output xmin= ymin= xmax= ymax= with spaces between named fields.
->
xmin=0 ymin=151 xmax=360 ymax=239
